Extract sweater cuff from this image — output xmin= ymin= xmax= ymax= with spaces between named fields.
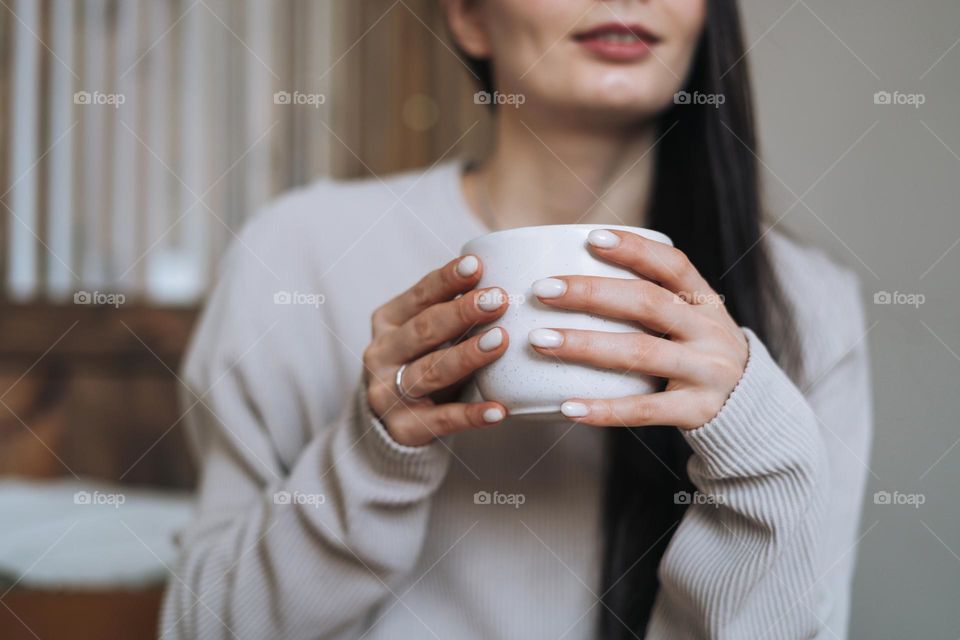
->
xmin=683 ymin=328 xmax=820 ymax=480
xmin=353 ymin=384 xmax=452 ymax=484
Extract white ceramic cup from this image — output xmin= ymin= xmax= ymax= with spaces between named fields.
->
xmin=461 ymin=224 xmax=674 ymax=418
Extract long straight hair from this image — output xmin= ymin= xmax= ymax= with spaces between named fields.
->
xmin=601 ymin=3 xmax=802 ymax=635
xmin=452 ymin=1 xmax=799 ymax=636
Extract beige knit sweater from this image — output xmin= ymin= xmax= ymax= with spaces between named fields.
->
xmin=160 ymin=162 xmax=873 ymax=639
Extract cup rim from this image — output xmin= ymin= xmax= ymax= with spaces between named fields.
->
xmin=461 ymin=223 xmax=673 ymax=253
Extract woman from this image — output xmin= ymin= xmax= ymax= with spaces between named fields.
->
xmin=161 ymin=0 xmax=872 ymax=638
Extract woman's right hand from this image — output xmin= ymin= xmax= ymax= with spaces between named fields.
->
xmin=363 ymin=255 xmax=511 ymax=446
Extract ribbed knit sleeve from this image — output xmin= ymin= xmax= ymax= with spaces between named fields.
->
xmin=647 ymin=315 xmax=872 ymax=638
xmin=158 ymin=239 xmax=453 ymax=640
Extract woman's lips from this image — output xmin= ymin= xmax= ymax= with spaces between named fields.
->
xmin=573 ymin=23 xmax=661 ymax=62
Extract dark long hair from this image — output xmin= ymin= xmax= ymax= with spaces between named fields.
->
xmin=454 ymin=1 xmax=799 ymax=636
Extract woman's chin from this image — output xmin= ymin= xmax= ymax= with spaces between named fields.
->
xmin=544 ymin=80 xmax=676 ymax=124
xmin=543 ymin=95 xmax=670 ymax=128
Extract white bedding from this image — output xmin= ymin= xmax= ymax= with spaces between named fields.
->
xmin=0 ymin=477 xmax=192 ymax=588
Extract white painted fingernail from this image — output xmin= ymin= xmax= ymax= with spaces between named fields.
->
xmin=528 ymin=328 xmax=563 ymax=348
xmin=478 ymin=327 xmax=504 ymax=352
xmin=532 ymin=278 xmax=566 ymax=299
xmin=561 ymin=401 xmax=590 ymax=418
xmin=477 ymin=288 xmax=505 ymax=311
xmin=456 ymin=255 xmax=479 ymax=277
xmin=588 ymin=229 xmax=620 ymax=249
xmin=483 ymin=407 xmax=505 ymax=423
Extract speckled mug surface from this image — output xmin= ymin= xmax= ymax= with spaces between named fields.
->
xmin=461 ymin=224 xmax=674 ymax=417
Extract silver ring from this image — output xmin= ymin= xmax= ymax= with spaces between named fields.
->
xmin=394 ymin=363 xmax=422 ymax=401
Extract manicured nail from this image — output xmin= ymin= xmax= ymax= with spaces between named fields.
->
xmin=587 ymin=229 xmax=620 ymax=249
xmin=456 ymin=255 xmax=479 ymax=277
xmin=477 ymin=288 xmax=505 ymax=311
xmin=528 ymin=328 xmax=563 ymax=348
xmin=561 ymin=401 xmax=590 ymax=418
xmin=483 ymin=407 xmax=505 ymax=423
xmin=478 ymin=327 xmax=504 ymax=352
xmin=532 ymin=278 xmax=566 ymax=299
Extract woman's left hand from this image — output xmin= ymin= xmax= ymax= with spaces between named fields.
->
xmin=528 ymin=229 xmax=749 ymax=430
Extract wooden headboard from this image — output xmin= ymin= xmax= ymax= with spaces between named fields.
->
xmin=0 ymin=302 xmax=199 ymax=488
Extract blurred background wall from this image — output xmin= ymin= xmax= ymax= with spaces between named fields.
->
xmin=0 ymin=1 xmax=957 ymax=638
xmin=1 ymin=0 xmax=485 ymax=304
xmin=738 ymin=1 xmax=960 ymax=638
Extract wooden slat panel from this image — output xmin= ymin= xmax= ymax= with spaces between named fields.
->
xmin=6 ymin=0 xmax=42 ymax=300
xmin=204 ymin=0 xmax=232 ymax=266
xmin=0 ymin=3 xmax=9 ymax=291
xmin=328 ymin=0 xmax=488 ymax=179
xmin=109 ymin=0 xmax=140 ymax=294
xmin=222 ymin=0 xmax=245 ymax=241
xmin=327 ymin=0 xmax=364 ymax=179
xmin=290 ymin=0 xmax=334 ymax=186
xmin=244 ymin=0 xmax=275 ymax=216
xmin=35 ymin=0 xmax=52 ymax=294
xmin=140 ymin=0 xmax=175 ymax=300
xmin=174 ymin=0 xmax=208 ymax=303
xmin=0 ymin=2 xmax=491 ymax=300
xmin=45 ymin=0 xmax=78 ymax=301
xmin=78 ymin=0 xmax=112 ymax=291
xmin=360 ymin=1 xmax=396 ymax=176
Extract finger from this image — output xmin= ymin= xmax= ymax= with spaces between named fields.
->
xmin=384 ymin=287 xmax=509 ymax=363
xmin=532 ymin=276 xmax=696 ymax=338
xmin=558 ymin=390 xmax=711 ymax=429
xmin=527 ymin=328 xmax=695 ymax=380
xmin=375 ymin=255 xmax=482 ymax=329
xmin=400 ymin=327 xmax=508 ymax=398
xmin=389 ymin=401 xmax=508 ymax=445
xmin=586 ymin=229 xmax=717 ymax=303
